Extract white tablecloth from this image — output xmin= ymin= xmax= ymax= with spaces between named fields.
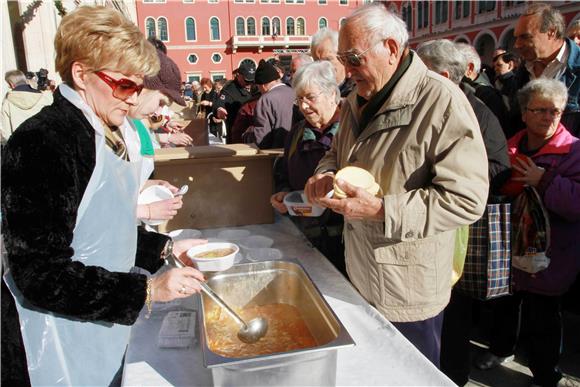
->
xmin=122 ymin=215 xmax=454 ymax=386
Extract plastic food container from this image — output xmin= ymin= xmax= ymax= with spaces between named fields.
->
xmin=245 ymin=247 xmax=283 ymax=262
xmin=239 ymin=235 xmax=274 ymax=249
xmin=138 ymin=185 xmax=174 ymax=226
xmin=168 ymin=229 xmax=203 ymax=240
xmin=283 ymin=190 xmax=326 ymax=217
xmin=217 ymin=229 xmax=251 ymax=241
xmin=186 ymin=242 xmax=239 ymax=272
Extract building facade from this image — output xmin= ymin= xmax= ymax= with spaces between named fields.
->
xmin=391 ymin=0 xmax=580 ymax=64
xmin=136 ymin=0 xmax=580 ymax=83
xmin=135 ymin=0 xmax=375 ymax=83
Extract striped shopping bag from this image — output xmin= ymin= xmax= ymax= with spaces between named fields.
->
xmin=455 ymin=203 xmax=511 ymax=300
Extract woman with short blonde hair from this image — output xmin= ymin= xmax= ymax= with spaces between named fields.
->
xmin=2 ymin=6 xmax=206 ymax=386
xmin=54 ymin=6 xmax=159 ymax=85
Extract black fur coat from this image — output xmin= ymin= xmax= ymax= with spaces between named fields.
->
xmin=1 ymin=89 xmax=168 ymax=386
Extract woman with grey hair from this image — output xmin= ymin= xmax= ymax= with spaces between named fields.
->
xmin=270 ymin=60 xmax=346 ymax=276
xmin=477 ymin=78 xmax=580 ymax=387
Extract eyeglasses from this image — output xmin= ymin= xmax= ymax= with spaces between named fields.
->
xmin=149 ymin=113 xmax=164 ymax=123
xmin=294 ymin=92 xmax=323 ymax=106
xmin=94 ymin=71 xmax=144 ymax=100
xmin=337 ymin=41 xmax=382 ymax=67
xmin=526 ymin=107 xmax=563 ymax=117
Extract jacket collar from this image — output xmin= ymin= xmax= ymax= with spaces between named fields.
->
xmin=344 ymin=52 xmax=427 ymax=142
xmin=508 ymin=123 xmax=577 ymax=157
xmin=565 ymin=38 xmax=580 ymax=72
xmin=12 ymin=84 xmax=40 ymax=93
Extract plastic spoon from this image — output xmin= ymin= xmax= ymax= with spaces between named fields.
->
xmin=175 ymin=185 xmax=189 ymax=196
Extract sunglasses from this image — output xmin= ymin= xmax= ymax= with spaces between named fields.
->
xmin=337 ymin=41 xmax=382 ymax=67
xmin=94 ymin=71 xmax=144 ymax=100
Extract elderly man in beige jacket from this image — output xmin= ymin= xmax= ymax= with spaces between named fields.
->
xmin=305 ymin=4 xmax=489 ymax=368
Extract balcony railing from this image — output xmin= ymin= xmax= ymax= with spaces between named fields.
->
xmin=232 ymin=34 xmax=311 ymax=52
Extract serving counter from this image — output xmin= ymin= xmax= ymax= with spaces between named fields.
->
xmin=122 ymin=215 xmax=454 ymax=386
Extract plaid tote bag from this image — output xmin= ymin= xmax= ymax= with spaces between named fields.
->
xmin=456 ymin=203 xmax=511 ymax=300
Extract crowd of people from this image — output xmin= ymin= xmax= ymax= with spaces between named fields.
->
xmin=1 ymin=2 xmax=578 ymax=387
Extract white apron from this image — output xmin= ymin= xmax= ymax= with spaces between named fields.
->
xmin=121 ymin=118 xmax=155 ymax=188
xmin=4 ymin=84 xmax=142 ymax=386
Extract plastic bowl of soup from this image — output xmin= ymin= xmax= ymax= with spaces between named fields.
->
xmin=186 ymin=242 xmax=239 ymax=272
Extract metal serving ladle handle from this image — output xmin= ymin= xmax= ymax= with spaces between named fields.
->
xmin=164 ymin=252 xmax=247 ymax=328
xmin=197 ymin=282 xmax=248 ymax=328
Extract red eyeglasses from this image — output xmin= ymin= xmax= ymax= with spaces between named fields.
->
xmin=94 ymin=71 xmax=144 ymax=100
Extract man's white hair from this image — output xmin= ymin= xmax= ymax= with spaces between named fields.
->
xmin=344 ymin=3 xmax=409 ymax=49
xmin=310 ymin=28 xmax=339 ymax=58
xmin=293 ymin=53 xmax=314 ymax=66
xmin=455 ymin=43 xmax=481 ymax=74
xmin=417 ymin=40 xmax=467 ymax=84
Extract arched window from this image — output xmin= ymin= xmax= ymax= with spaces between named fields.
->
xmin=185 ymin=17 xmax=196 ymax=41
xmin=286 ymin=17 xmax=295 ymax=35
xmin=339 ymin=18 xmax=347 ymax=28
xmin=145 ymin=17 xmax=156 ymax=38
xmin=261 ymin=17 xmax=271 ymax=35
xmin=236 ymin=17 xmax=246 ymax=35
xmin=247 ymin=17 xmax=256 ymax=35
xmin=239 ymin=58 xmax=257 ymax=71
xmin=296 ymin=17 xmax=305 ymax=35
xmin=423 ymin=1 xmax=429 ymax=27
xmin=272 ymin=17 xmax=281 ymax=36
xmin=318 ymin=17 xmax=328 ymax=30
xmin=210 ymin=17 xmax=220 ymax=40
xmin=158 ymin=17 xmax=168 ymax=41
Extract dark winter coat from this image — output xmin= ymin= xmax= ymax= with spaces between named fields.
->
xmin=1 ymin=90 xmax=168 ymax=386
xmin=460 ymin=82 xmax=511 ymax=196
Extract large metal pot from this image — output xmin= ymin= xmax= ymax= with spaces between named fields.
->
xmin=199 ymin=260 xmax=355 ymax=386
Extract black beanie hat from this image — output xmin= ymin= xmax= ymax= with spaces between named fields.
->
xmin=254 ymin=59 xmax=280 ymax=85
xmin=144 ymin=49 xmax=186 ymax=106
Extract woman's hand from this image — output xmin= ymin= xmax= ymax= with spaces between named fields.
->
xmin=173 ymin=238 xmax=208 ymax=262
xmin=166 ymin=120 xmax=185 ymax=133
xmin=150 ymin=267 xmax=205 ymax=302
xmin=138 ymin=197 xmax=183 ymax=221
xmin=168 ymin=132 xmax=193 ymax=146
xmin=512 ymin=156 xmax=545 ymax=187
xmin=270 ymin=191 xmax=289 ymax=214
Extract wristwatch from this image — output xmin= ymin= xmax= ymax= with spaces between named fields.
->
xmin=160 ymin=239 xmax=174 ymax=262
xmin=161 ymin=239 xmax=187 ymax=268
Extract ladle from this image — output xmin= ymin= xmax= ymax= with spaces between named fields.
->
xmin=165 ymin=250 xmax=268 ymax=344
xmin=198 ymin=281 xmax=268 ymax=344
